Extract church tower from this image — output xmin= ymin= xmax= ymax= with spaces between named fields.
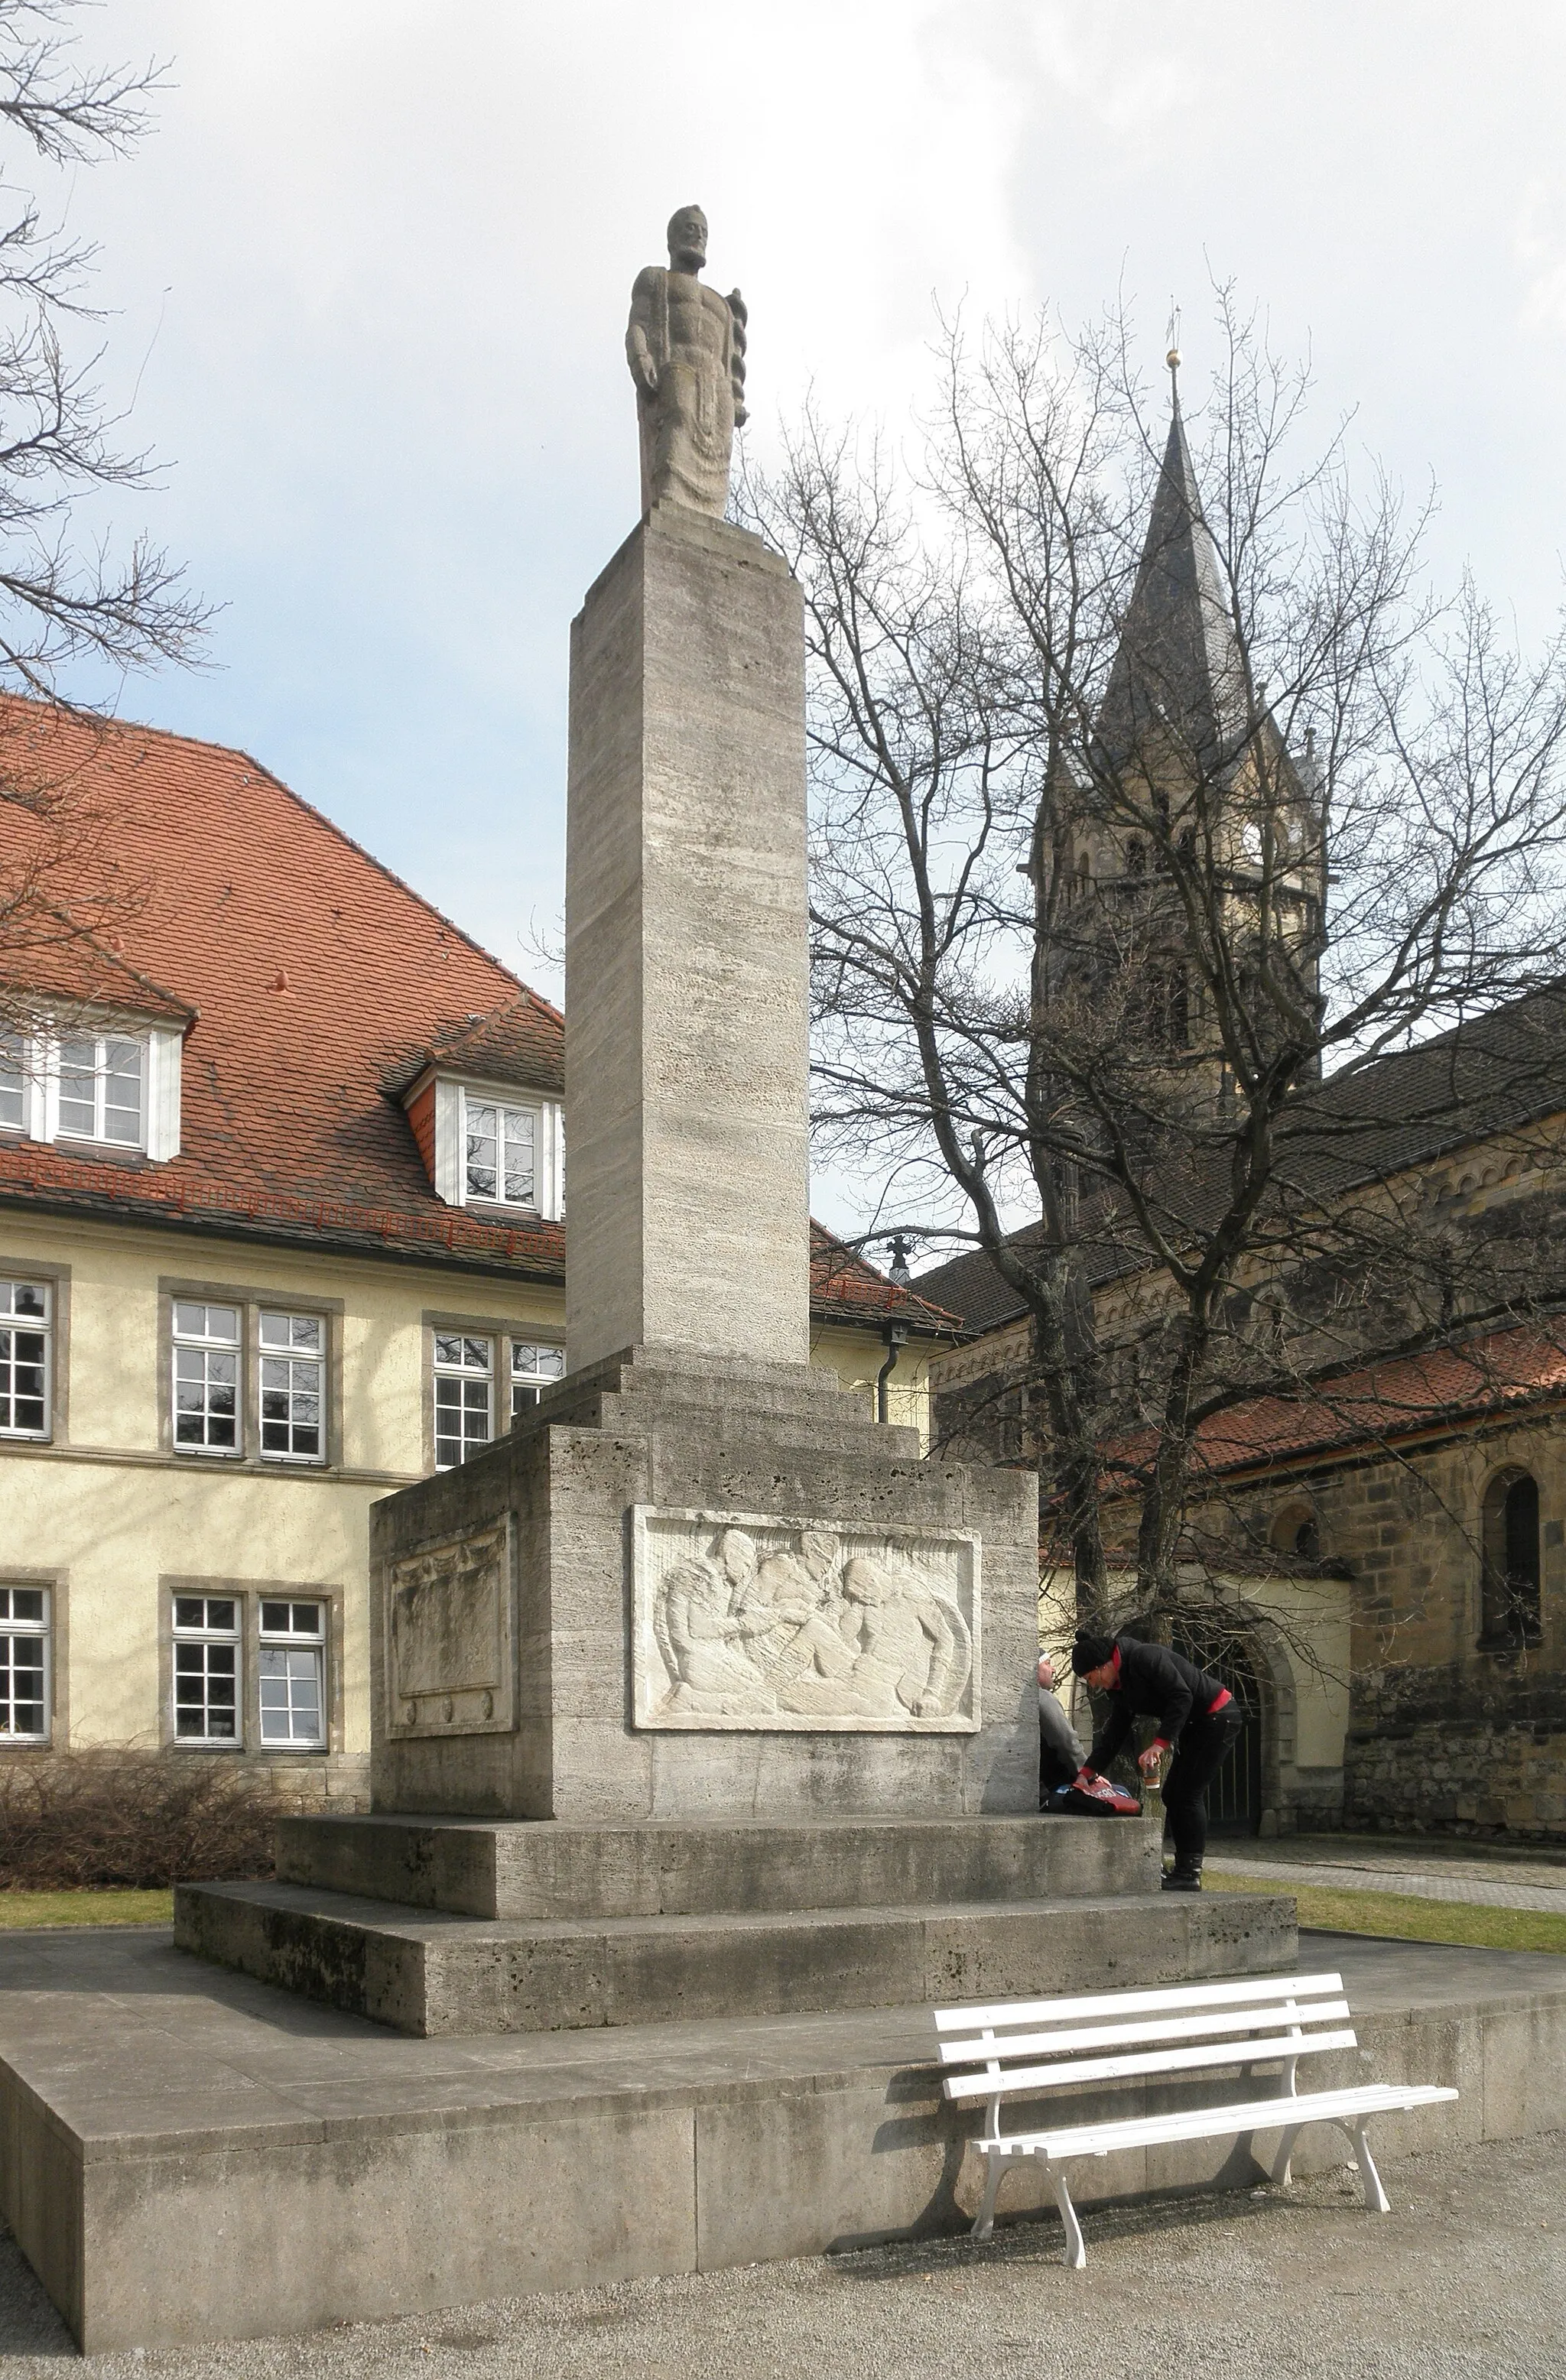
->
xmin=1044 ymin=352 xmax=1325 ymax=1096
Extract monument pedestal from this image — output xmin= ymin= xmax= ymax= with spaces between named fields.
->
xmin=368 ymin=1345 xmax=1038 ymax=1823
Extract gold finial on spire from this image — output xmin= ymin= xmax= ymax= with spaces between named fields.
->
xmin=1165 ymin=299 xmax=1181 ymax=376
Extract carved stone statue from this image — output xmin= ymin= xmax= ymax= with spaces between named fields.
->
xmin=626 ymin=205 xmax=748 ymax=517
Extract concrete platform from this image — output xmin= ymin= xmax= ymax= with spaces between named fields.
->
xmin=2 ymin=1923 xmax=1564 ymax=2352
xmin=173 ymin=1879 xmax=1291 ymax=2035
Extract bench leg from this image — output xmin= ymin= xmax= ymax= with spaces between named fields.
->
xmin=1046 ymin=2164 xmax=1087 ymax=2270
xmin=972 ymin=2149 xmax=1008 ymax=2242
xmin=1349 ymin=2120 xmax=1392 ymax=2216
xmin=1272 ymin=2125 xmax=1302 ymax=2189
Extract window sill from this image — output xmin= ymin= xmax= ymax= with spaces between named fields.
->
xmin=1475 ymin=1633 xmax=1543 ymax=1654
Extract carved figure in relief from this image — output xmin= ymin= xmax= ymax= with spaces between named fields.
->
xmin=838 ymin=1556 xmax=972 ymax=1720
xmin=736 ymin=1531 xmax=859 ymax=1714
xmin=626 ymin=205 xmax=748 ymax=517
xmin=654 ymin=1552 xmax=775 ymax=1716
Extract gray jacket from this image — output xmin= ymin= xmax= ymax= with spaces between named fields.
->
xmin=1038 ymin=1686 xmax=1085 ymax=1772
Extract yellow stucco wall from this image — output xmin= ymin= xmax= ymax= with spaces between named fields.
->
xmin=809 ymin=1321 xmax=933 ymax=1447
xmin=0 ymin=1212 xmax=931 ymax=1781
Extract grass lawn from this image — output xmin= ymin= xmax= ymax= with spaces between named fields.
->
xmin=1204 ymin=1868 xmax=1566 ymax=1953
xmin=0 ymin=1888 xmax=174 ymax=1927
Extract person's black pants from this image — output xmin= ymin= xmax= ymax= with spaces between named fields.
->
xmin=1162 ymin=1704 xmax=1244 ymax=1865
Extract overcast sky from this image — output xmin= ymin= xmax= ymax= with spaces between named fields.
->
xmin=44 ymin=1 xmax=1566 ymax=1230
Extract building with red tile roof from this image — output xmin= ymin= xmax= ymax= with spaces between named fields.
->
xmin=0 ymin=698 xmax=951 ymax=1801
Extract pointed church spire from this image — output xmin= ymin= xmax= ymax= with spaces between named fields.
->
xmin=1097 ymin=340 xmax=1249 ymax=771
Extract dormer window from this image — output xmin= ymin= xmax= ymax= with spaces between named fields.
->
xmin=0 ymin=1017 xmax=181 ymax=1159
xmin=402 ymin=1068 xmax=564 ymax=1220
xmin=57 ymin=1033 xmax=144 ymax=1146
xmin=465 ymin=1099 xmax=537 ymax=1208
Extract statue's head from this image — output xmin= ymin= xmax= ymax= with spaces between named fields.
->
xmin=800 ymin=1531 xmax=839 ymax=1585
xmin=842 ymin=1557 xmax=888 ymax=1607
xmin=717 ymin=1528 xmax=756 ymax=1586
xmin=667 ymin=205 xmax=708 ymax=274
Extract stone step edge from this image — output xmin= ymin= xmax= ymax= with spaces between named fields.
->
xmin=179 ymin=1878 xmax=1281 ymax=1948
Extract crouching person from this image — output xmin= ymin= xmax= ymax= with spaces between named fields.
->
xmin=1069 ymin=1628 xmax=1243 ymax=1890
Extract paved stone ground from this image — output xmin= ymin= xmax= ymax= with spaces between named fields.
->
xmin=1207 ymin=1833 xmax=1566 ymax=1912
xmin=0 ymin=2125 xmax=1559 ymax=2377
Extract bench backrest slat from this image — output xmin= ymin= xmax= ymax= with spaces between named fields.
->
xmin=939 ymin=1997 xmax=1350 ymax=2070
xmin=933 ymin=1971 xmax=1343 ymax=2034
xmin=941 ymin=2024 xmax=1359 ymax=2102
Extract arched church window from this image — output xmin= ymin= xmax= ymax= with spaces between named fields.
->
xmin=1479 ymin=1468 xmax=1542 ymax=1648
xmin=1125 ymin=839 xmax=1146 ymax=878
xmin=1270 ymin=1501 xmax=1320 ymax=1562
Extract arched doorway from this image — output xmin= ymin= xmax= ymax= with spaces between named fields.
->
xmin=1170 ymin=1622 xmax=1265 ymax=1834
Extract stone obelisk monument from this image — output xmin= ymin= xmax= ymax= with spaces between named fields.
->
xmin=567 ymin=204 xmax=807 ymax=1371
xmin=364 ymin=208 xmax=1039 ymax=1821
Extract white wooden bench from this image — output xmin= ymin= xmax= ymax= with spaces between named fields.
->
xmin=935 ymin=1971 xmax=1457 ymax=2267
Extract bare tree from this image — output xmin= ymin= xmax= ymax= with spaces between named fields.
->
xmin=742 ymin=289 xmax=1566 ymax=1640
xmin=0 ymin=1 xmax=207 ymax=1019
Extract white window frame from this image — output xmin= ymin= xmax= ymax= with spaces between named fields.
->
xmin=427 ymin=1075 xmax=564 ymax=1219
xmin=463 ymin=1096 xmax=541 ymax=1210
xmin=171 ymin=1300 xmax=243 ymax=1458
xmin=433 ymin=1331 xmax=493 ymax=1470
xmin=54 ymin=1030 xmax=145 ymax=1148
xmin=258 ymin=1598 xmax=327 ymax=1748
xmin=257 ymin=1310 xmax=327 ymax=1466
xmin=0 ymin=1021 xmax=181 ymax=1159
xmin=510 ymin=1337 xmax=565 ymax=1423
xmin=0 ymin=1031 xmax=24 ymax=1135
xmin=0 ymin=1583 xmax=50 ymax=1742
xmin=171 ymin=1595 xmax=242 ymax=1746
xmin=0 ymin=1278 xmax=50 ymax=1441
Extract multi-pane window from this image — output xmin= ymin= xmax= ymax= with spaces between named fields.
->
xmin=0 ymin=1033 xmax=23 ymax=1132
xmin=464 ymin=1100 xmax=537 ymax=1206
xmin=0 ymin=1585 xmax=49 ymax=1740
xmin=511 ymin=1339 xmax=564 ymax=1421
xmin=173 ymin=1302 xmax=241 ymax=1454
xmin=57 ymin=1033 xmax=143 ymax=1145
xmin=258 ymin=1311 xmax=325 ymax=1462
xmin=0 ymin=1279 xmax=49 ymax=1438
xmin=258 ymin=1600 xmax=327 ymax=1746
xmin=172 ymin=1596 xmax=240 ymax=1742
xmin=434 ymin=1333 xmax=492 ymax=1469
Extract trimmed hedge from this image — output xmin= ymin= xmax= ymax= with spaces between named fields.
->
xmin=0 ymin=1752 xmax=278 ymax=1889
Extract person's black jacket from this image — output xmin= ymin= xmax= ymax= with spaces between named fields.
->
xmin=1087 ymin=1636 xmax=1228 ymax=1773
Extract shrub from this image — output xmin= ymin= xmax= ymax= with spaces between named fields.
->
xmin=0 ymin=1753 xmax=279 ymax=1890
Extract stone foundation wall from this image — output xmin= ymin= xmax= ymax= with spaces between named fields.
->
xmin=1346 ymin=1721 xmax=1566 ymax=1840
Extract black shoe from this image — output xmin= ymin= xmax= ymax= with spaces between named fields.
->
xmin=1162 ymin=1866 xmax=1202 ymax=1892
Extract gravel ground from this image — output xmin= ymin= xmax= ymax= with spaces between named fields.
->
xmin=2 ymin=2127 xmax=1561 ymax=2378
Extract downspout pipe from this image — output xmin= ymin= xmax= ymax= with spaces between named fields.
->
xmin=876 ymin=1323 xmax=909 ymax=1424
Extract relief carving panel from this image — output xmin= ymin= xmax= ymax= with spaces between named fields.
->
xmin=384 ymin=1518 xmax=514 ymax=1738
xmin=632 ymin=1507 xmax=980 ymax=1732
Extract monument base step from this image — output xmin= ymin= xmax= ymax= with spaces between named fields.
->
xmin=273 ymin=1810 xmax=1162 ymax=1921
xmin=4 ymin=1924 xmax=1557 ymax=2349
xmin=174 ymin=1877 xmax=1297 ymax=2036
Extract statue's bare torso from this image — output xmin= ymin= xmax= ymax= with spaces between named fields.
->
xmin=626 ymin=207 xmax=747 ymax=517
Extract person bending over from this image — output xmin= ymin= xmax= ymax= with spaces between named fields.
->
xmin=1036 ymin=1653 xmax=1087 ymax=1802
xmin=1069 ymin=1628 xmax=1242 ymax=1890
